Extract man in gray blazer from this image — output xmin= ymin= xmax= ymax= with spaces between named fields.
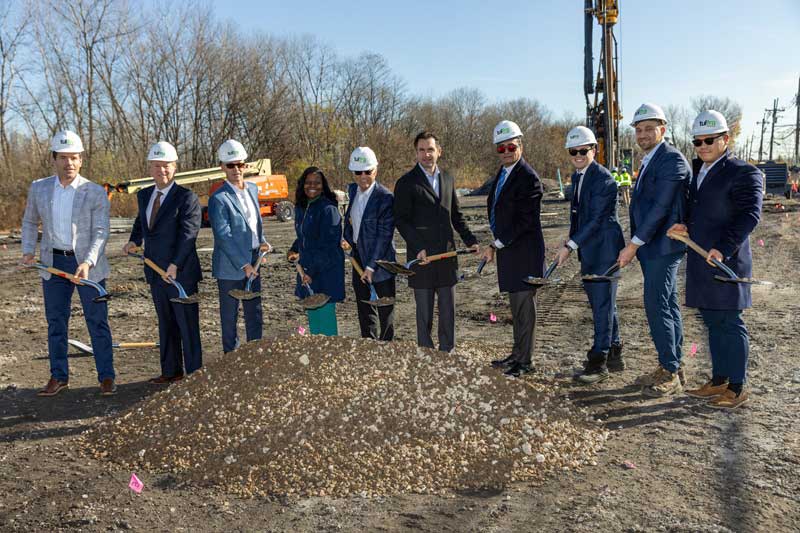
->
xmin=22 ymin=130 xmax=116 ymax=397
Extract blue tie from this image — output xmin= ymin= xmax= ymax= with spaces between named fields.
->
xmin=490 ymin=168 xmax=508 ymax=236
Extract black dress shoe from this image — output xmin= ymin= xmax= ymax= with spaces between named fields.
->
xmin=491 ymin=354 xmax=517 ymax=368
xmin=607 ymin=343 xmax=625 ymax=372
xmin=504 ymin=361 xmax=534 ymax=377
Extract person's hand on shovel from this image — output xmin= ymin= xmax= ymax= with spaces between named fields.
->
xmin=74 ymin=262 xmax=91 ymax=280
xmin=667 ymin=224 xmax=722 ymax=267
xmin=667 ymin=223 xmax=688 ymax=236
xmin=417 ymin=249 xmax=428 ymax=265
xmin=122 ymin=241 xmax=138 ymax=255
xmin=360 ymin=268 xmax=373 ymax=284
xmin=341 ymin=240 xmax=351 ymax=251
xmin=164 ymin=263 xmax=178 ymax=283
xmin=617 ymin=242 xmax=640 ymax=268
xmin=480 ymin=246 xmax=495 ymax=264
xmin=243 ymin=263 xmax=259 ymax=279
xmin=21 ymin=253 xmax=35 ymax=267
xmin=287 ymin=251 xmax=299 ymax=262
xmin=259 ymin=242 xmax=273 ymax=254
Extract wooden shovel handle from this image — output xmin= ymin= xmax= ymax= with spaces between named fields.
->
xmin=425 ymin=251 xmax=458 ymax=262
xmin=43 ymin=265 xmax=80 ymax=283
xmin=667 ymin=231 xmax=710 ymax=257
xmin=143 ymin=257 xmax=169 ymax=278
xmin=294 ymin=261 xmax=308 ymax=278
xmin=349 ymin=256 xmax=365 ymax=276
xmin=118 ymin=342 xmax=157 ymax=348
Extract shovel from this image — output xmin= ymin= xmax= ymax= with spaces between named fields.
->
xmin=229 ymin=249 xmax=270 ymax=301
xmin=68 ymin=338 xmax=158 ymax=355
xmin=28 ymin=263 xmax=111 ymax=302
xmin=582 ymin=262 xmax=621 ymax=283
xmin=523 ymin=259 xmax=561 ymax=288
xmin=349 ymin=255 xmax=395 ymax=307
xmin=667 ymin=231 xmax=773 ymax=286
xmin=458 ymin=258 xmax=488 ymax=281
xmin=294 ymin=261 xmax=330 ymax=310
xmin=126 ymin=248 xmax=200 ymax=304
xmin=377 ymin=248 xmax=476 ymax=276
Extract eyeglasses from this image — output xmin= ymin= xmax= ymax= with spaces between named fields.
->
xmin=496 ymin=143 xmax=519 ymax=154
xmin=353 ymin=170 xmax=373 ymax=176
xmin=225 ymin=162 xmax=246 ymax=169
xmin=569 ymin=148 xmax=591 ymax=156
xmin=692 ymin=134 xmax=725 ymax=147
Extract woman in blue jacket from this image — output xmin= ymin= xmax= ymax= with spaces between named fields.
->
xmin=287 ymin=167 xmax=345 ymax=335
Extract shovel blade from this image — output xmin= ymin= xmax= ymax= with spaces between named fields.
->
xmin=376 ymin=260 xmax=415 ymax=276
xmin=170 ymin=294 xmax=201 ymax=305
xmin=229 ymin=289 xmax=260 ymax=301
xmin=300 ymin=293 xmax=330 ymax=310
xmin=713 ymin=274 xmax=773 ymax=286
xmin=361 ymin=297 xmax=395 ymax=307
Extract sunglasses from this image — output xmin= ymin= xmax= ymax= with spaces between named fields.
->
xmin=353 ymin=170 xmax=373 ymax=176
xmin=692 ymin=134 xmax=725 ymax=147
xmin=569 ymin=148 xmax=591 ymax=156
xmin=496 ymin=143 xmax=519 ymax=154
xmin=225 ymin=162 xmax=246 ymax=169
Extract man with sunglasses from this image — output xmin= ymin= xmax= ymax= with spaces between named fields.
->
xmin=618 ymin=103 xmax=691 ymax=397
xmin=342 ymin=146 xmax=397 ymax=341
xmin=480 ymin=120 xmax=545 ymax=377
xmin=394 ymin=131 xmax=479 ymax=354
xmin=208 ymin=140 xmax=272 ymax=354
xmin=555 ymin=126 xmax=625 ymax=383
xmin=668 ymin=110 xmax=762 ymax=409
xmin=123 ymin=142 xmax=203 ymax=383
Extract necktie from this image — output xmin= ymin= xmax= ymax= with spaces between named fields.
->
xmin=573 ymin=172 xmax=583 ymax=204
xmin=490 ymin=168 xmax=508 ymax=236
xmin=149 ymin=191 xmax=162 ymax=230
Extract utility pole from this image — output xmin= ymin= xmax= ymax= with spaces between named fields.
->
xmin=757 ymin=109 xmax=769 ymax=162
xmin=795 ymin=75 xmax=799 ymax=164
xmin=768 ymin=98 xmax=785 ymax=162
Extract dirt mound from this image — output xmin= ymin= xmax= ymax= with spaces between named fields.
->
xmin=80 ymin=336 xmax=607 ymax=498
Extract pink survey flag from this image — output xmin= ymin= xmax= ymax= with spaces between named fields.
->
xmin=129 ymin=473 xmax=143 ymax=493
xmin=489 ymin=313 xmax=497 ymax=323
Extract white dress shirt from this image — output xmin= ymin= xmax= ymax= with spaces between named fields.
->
xmin=52 ymin=175 xmax=82 ymax=250
xmin=232 ymin=182 xmax=260 ymax=249
xmin=631 ymin=140 xmax=666 ymax=246
xmin=350 ymin=181 xmax=376 ymax=244
xmin=146 ymin=181 xmax=175 ymax=228
xmin=695 ymin=151 xmax=727 ymax=190
xmin=419 ymin=163 xmax=440 ymax=197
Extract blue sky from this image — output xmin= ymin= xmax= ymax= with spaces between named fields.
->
xmin=213 ymin=0 xmax=799 ymax=158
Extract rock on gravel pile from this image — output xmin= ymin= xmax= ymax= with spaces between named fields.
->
xmin=80 ymin=336 xmax=608 ymax=498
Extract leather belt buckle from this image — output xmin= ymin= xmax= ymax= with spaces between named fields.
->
xmin=52 ymin=248 xmax=75 ymax=256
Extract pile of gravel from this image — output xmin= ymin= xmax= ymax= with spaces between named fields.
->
xmin=81 ymin=336 xmax=607 ymax=498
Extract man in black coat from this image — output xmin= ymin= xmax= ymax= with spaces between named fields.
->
xmin=123 ymin=142 xmax=203 ymax=383
xmin=394 ymin=131 xmax=479 ymax=353
xmin=480 ymin=120 xmax=545 ymax=377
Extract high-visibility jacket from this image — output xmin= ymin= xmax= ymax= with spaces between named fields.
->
xmin=619 ymin=171 xmax=632 ymax=186
xmin=611 ymin=171 xmax=621 ymax=185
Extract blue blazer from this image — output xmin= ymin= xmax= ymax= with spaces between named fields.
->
xmin=684 ymin=153 xmax=762 ymax=310
xmin=569 ymin=160 xmax=625 ymax=274
xmin=342 ymin=182 xmax=396 ymax=284
xmin=209 ymin=181 xmax=266 ymax=280
xmin=129 ymin=184 xmax=202 ymax=286
xmin=289 ymin=196 xmax=345 ymax=302
xmin=629 ymin=142 xmax=691 ymax=260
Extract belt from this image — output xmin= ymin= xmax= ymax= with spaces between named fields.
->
xmin=52 ymin=249 xmax=75 ymax=256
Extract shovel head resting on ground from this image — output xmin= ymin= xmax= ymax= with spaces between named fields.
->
xmin=582 ymin=262 xmax=621 ymax=283
xmin=68 ymin=338 xmax=158 ymax=356
xmin=667 ymin=230 xmax=773 ymax=286
xmin=349 ymin=255 xmax=396 ymax=307
xmin=524 ymin=260 xmax=561 ymax=288
xmin=29 ymin=263 xmax=111 ymax=303
xmin=229 ymin=249 xmax=270 ymax=301
xmin=377 ymin=248 xmax=476 ymax=277
xmin=293 ymin=261 xmax=330 ymax=310
xmin=127 ymin=249 xmax=201 ymax=304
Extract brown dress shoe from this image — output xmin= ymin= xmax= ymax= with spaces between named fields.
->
xmin=37 ymin=378 xmax=69 ymax=397
xmin=170 ymin=374 xmax=184 ymax=383
xmin=148 ymin=375 xmax=172 ymax=384
xmin=100 ymin=378 xmax=117 ymax=396
xmin=685 ymin=380 xmax=728 ymax=398
xmin=708 ymin=388 xmax=749 ymax=409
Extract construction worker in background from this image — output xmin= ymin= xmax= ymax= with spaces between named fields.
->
xmin=480 ymin=120 xmax=545 ymax=377
xmin=208 ymin=140 xmax=272 ymax=354
xmin=342 ymin=147 xmax=397 ymax=341
xmin=611 ymin=166 xmax=620 ymax=185
xmin=618 ymin=103 xmax=691 ymax=397
xmin=618 ymin=167 xmax=632 ymax=206
xmin=22 ymin=130 xmax=116 ymax=397
xmin=668 ymin=110 xmax=763 ymax=408
xmin=555 ymin=126 xmax=625 ymax=383
xmin=123 ymin=142 xmax=203 ymax=383
xmin=394 ymin=131 xmax=479 ymax=354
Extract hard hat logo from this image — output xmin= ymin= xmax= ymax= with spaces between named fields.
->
xmin=227 ymin=150 xmax=240 ymax=156
xmin=699 ymin=120 xmax=716 ymax=127
xmin=496 ymin=127 xmax=510 ymax=135
xmin=635 ymin=107 xmax=648 ymax=115
xmin=60 ymin=139 xmax=74 ymax=145
xmin=354 ymin=157 xmax=367 ymax=163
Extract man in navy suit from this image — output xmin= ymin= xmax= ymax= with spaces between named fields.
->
xmin=669 ymin=110 xmax=762 ymax=409
xmin=617 ymin=103 xmax=691 ymax=397
xmin=123 ymin=142 xmax=202 ymax=383
xmin=342 ymin=147 xmax=396 ymax=340
xmin=480 ymin=120 xmax=545 ymax=377
xmin=555 ymin=126 xmax=626 ymax=383
xmin=209 ymin=140 xmax=271 ymax=353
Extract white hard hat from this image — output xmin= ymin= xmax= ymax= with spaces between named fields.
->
xmin=493 ymin=120 xmax=523 ymax=144
xmin=218 ymin=139 xmax=248 ymax=163
xmin=630 ymin=102 xmax=667 ymax=125
xmin=147 ymin=141 xmax=178 ymax=162
xmin=691 ymin=110 xmax=728 ymax=136
xmin=565 ymin=126 xmax=597 ymax=149
xmin=51 ymin=130 xmax=84 ymax=153
xmin=348 ymin=146 xmax=378 ymax=171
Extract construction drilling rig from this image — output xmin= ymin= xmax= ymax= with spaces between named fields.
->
xmin=584 ymin=0 xmax=622 ymax=169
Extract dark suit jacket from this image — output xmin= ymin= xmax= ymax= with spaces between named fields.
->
xmin=629 ymin=142 xmax=691 ymax=260
xmin=394 ymin=164 xmax=477 ymax=289
xmin=684 ymin=153 xmax=762 ymax=310
xmin=129 ymin=184 xmax=202 ymax=286
xmin=343 ymin=182 xmax=396 ymax=284
xmin=487 ymin=157 xmax=545 ymax=292
xmin=569 ymin=160 xmax=625 ymax=274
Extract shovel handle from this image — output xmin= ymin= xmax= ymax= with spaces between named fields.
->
xmin=39 ymin=265 xmax=80 ymax=283
xmin=543 ymin=260 xmax=558 ymax=280
xmin=349 ymin=256 xmax=365 ymax=277
xmin=142 ymin=257 xmax=169 ymax=278
xmin=425 ymin=248 xmax=475 ymax=262
xmin=117 ymin=342 xmax=157 ymax=348
xmin=667 ymin=231 xmax=737 ymax=278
